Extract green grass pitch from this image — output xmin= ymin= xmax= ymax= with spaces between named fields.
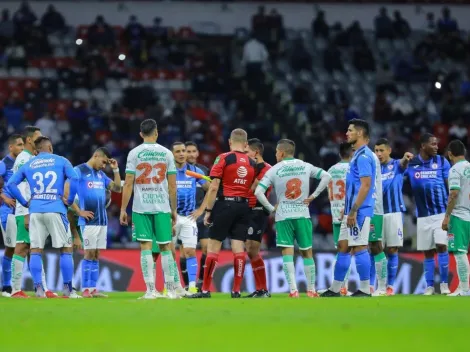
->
xmin=1 ymin=293 xmax=469 ymax=351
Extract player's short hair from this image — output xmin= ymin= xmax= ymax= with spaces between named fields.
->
xmin=22 ymin=126 xmax=40 ymax=141
xmin=140 ymin=119 xmax=157 ymax=137
xmin=230 ymin=128 xmax=248 ymax=143
xmin=34 ymin=136 xmax=51 ymax=150
xmin=95 ymin=147 xmax=111 ymax=158
xmin=184 ymin=141 xmax=198 ymax=149
xmin=8 ymin=134 xmax=22 ymax=145
xmin=420 ymin=133 xmax=435 ymax=144
xmin=247 ymin=138 xmax=264 ymax=155
xmin=172 ymin=141 xmax=185 ymax=150
xmin=339 ymin=142 xmax=352 ymax=158
xmin=375 ymin=138 xmax=390 ymax=147
xmin=349 ymin=119 xmax=370 ymax=138
xmin=277 ymin=139 xmax=295 ymax=156
xmin=448 ymin=140 xmax=466 ymax=157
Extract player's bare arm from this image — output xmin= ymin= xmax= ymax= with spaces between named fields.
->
xmin=120 ymin=173 xmax=135 ymax=225
xmin=304 ymin=171 xmax=331 ymax=205
xmin=67 ymin=210 xmax=82 ymax=250
xmin=442 ymin=189 xmax=459 ymax=231
xmin=203 ymin=178 xmax=220 ymax=226
xmin=0 ymin=192 xmax=15 ymax=208
xmin=254 ymin=185 xmax=275 ymax=213
xmin=400 ymin=152 xmax=414 ymax=169
xmin=347 ymin=176 xmax=371 ymax=228
xmin=108 ymin=159 xmax=122 ymax=193
xmin=167 ymin=173 xmax=177 ymax=226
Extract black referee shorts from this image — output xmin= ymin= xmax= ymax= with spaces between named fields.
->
xmin=246 ymin=208 xmax=269 ymax=243
xmin=209 ymin=200 xmax=251 ymax=242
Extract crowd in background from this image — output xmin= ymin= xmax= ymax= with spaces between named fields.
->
xmin=0 ymin=1 xmax=469 ymax=250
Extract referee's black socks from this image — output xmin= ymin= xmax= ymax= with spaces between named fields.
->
xmin=180 ymin=257 xmax=189 ymax=287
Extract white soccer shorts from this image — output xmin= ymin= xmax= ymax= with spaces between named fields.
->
xmin=417 ymin=213 xmax=448 ymax=251
xmin=383 ymin=212 xmax=404 ymax=248
xmin=173 ymin=215 xmax=198 ymax=248
xmin=338 ymin=216 xmax=371 ymax=247
xmin=0 ymin=214 xmax=17 ymax=248
xmin=82 ymin=225 xmax=107 ymax=250
xmin=30 ymin=213 xmax=72 ymax=249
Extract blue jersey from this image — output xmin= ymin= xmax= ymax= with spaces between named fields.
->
xmin=407 ymin=155 xmax=449 ymax=218
xmin=0 ymin=155 xmax=15 ymax=217
xmin=176 ymin=164 xmax=206 ymax=216
xmin=381 ymin=159 xmax=406 ymax=214
xmin=7 ymin=152 xmax=78 ymax=214
xmin=345 ymin=145 xmax=376 ymax=218
xmin=74 ymin=163 xmax=112 ymax=226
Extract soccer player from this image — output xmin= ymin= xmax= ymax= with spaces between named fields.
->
xmin=68 ymin=147 xmax=122 ymax=298
xmin=0 ymin=134 xmax=24 ymax=296
xmin=7 ymin=136 xmax=80 ymax=298
xmin=254 ymin=139 xmax=331 ymax=297
xmin=188 ymin=129 xmax=257 ymax=299
xmin=171 ymin=142 xmax=209 ymax=293
xmin=322 ymin=119 xmax=376 ymax=297
xmin=369 ymin=150 xmax=387 ymax=296
xmin=407 ymin=133 xmax=450 ymax=295
xmin=185 ymin=141 xmax=209 ymax=289
xmin=120 ymin=119 xmax=180 ymax=299
xmin=325 ymin=142 xmax=352 ymax=296
xmin=374 ymin=138 xmax=413 ymax=295
xmin=9 ymin=126 xmax=55 ymax=298
xmin=441 ymin=140 xmax=470 ymax=296
xmin=244 ymin=138 xmax=272 ymax=298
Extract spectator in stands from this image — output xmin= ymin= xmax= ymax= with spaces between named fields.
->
xmin=441 ymin=93 xmax=461 ymax=124
xmin=5 ymin=40 xmax=25 ymax=68
xmin=326 ymin=82 xmax=347 ymax=108
xmin=124 ymin=15 xmax=146 ymax=68
xmin=35 ymin=113 xmax=60 ymax=143
xmin=40 ymin=5 xmax=66 ymax=35
xmin=374 ymin=7 xmax=394 ymax=40
xmin=241 ymin=35 xmax=268 ymax=88
xmin=147 ymin=17 xmax=168 ymax=45
xmin=449 ymin=119 xmax=468 ymax=145
xmin=391 ymin=92 xmax=416 ymax=122
xmin=0 ymin=10 xmax=14 ymax=46
xmin=290 ymin=38 xmax=312 ymax=72
xmin=267 ymin=8 xmax=284 ymax=59
xmin=438 ymin=7 xmax=458 ymax=35
xmin=25 ymin=25 xmax=52 ymax=57
xmin=67 ymin=100 xmax=89 ymax=136
xmin=323 ymin=42 xmax=342 ymax=73
xmin=353 ymin=40 xmax=375 ymax=72
xmin=392 ymin=10 xmax=411 ymax=39
xmin=13 ymin=1 xmax=37 ymax=28
xmin=251 ymin=6 xmax=268 ymax=43
xmin=347 ymin=21 xmax=365 ymax=47
xmin=2 ymin=95 xmax=24 ymax=132
xmin=377 ymin=62 xmax=397 ymax=94
xmin=88 ymin=15 xmax=115 ymax=48
xmin=374 ymin=90 xmax=392 ymax=122
xmin=423 ymin=12 xmax=436 ymax=33
xmin=312 ymin=10 xmax=329 ymax=39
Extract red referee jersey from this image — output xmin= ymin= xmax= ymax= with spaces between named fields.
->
xmin=248 ymin=162 xmax=272 ymax=207
xmin=210 ymin=151 xmax=256 ymax=198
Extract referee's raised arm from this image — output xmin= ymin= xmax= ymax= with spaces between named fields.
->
xmin=189 ymin=128 xmax=257 ymax=299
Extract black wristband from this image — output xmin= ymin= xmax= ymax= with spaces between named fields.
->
xmin=205 ymin=208 xmax=212 ymax=212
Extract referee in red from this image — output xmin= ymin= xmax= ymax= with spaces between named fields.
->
xmin=189 ymin=129 xmax=257 ymax=298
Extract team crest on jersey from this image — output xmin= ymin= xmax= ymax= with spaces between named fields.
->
xmin=388 ymin=164 xmax=393 ymax=170
xmin=414 ymin=172 xmax=421 ymax=179
xmin=432 ymin=163 xmax=438 ymax=169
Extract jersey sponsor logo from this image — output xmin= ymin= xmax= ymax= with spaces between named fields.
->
xmin=176 ymin=180 xmax=193 ymax=189
xmin=276 ymin=165 xmax=306 ymax=178
xmin=381 ymin=171 xmax=395 ymax=181
xmin=463 ymin=168 xmax=470 ymax=177
xmin=234 ymin=166 xmax=248 ymax=184
xmin=137 ymin=150 xmax=166 ymax=161
xmin=30 ymin=158 xmax=55 ymax=169
xmin=240 ymin=157 xmax=247 ymax=163
xmin=414 ymin=171 xmax=437 ymax=179
xmin=87 ymin=181 xmax=105 ymax=189
xmin=213 ymin=156 xmax=220 ymax=165
xmin=247 ymin=226 xmax=253 ymax=235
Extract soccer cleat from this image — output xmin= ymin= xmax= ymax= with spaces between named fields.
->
xmin=448 ymin=289 xmax=470 ymax=297
xmin=423 ymin=286 xmax=435 ymax=296
xmin=82 ymin=289 xmax=93 ymax=298
xmin=372 ymin=290 xmax=387 ymax=297
xmin=370 ymin=286 xmax=375 ymax=294
xmin=307 ymin=290 xmax=319 ymax=298
xmin=165 ymin=290 xmax=181 ymax=300
xmin=320 ymin=289 xmax=341 ymax=297
xmin=138 ymin=291 xmax=157 ymax=300
xmin=196 ymin=280 xmax=203 ymax=292
xmin=90 ymin=289 xmax=107 ymax=298
xmin=175 ymin=286 xmax=191 ymax=297
xmin=244 ymin=290 xmax=260 ymax=298
xmin=188 ymin=286 xmax=198 ymax=294
xmin=351 ymin=290 xmax=371 ymax=297
xmin=2 ymin=286 xmax=12 ymax=297
xmin=340 ymin=287 xmax=348 ymax=296
xmin=231 ymin=291 xmax=241 ymax=298
xmin=68 ymin=291 xmax=83 ymax=299
xmin=11 ymin=290 xmax=29 ymax=298
xmin=440 ymin=283 xmax=451 ymax=295
xmin=288 ymin=291 xmax=299 ymax=298
xmin=45 ymin=290 xmax=58 ymax=298
xmin=35 ymin=284 xmax=46 ymax=298
xmin=386 ymin=286 xmax=395 ymax=296
xmin=162 ymin=288 xmax=168 ymax=296
xmin=187 ymin=291 xmax=211 ymax=299
xmin=255 ymin=289 xmax=271 ymax=298
xmin=153 ymin=291 xmax=166 ymax=299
